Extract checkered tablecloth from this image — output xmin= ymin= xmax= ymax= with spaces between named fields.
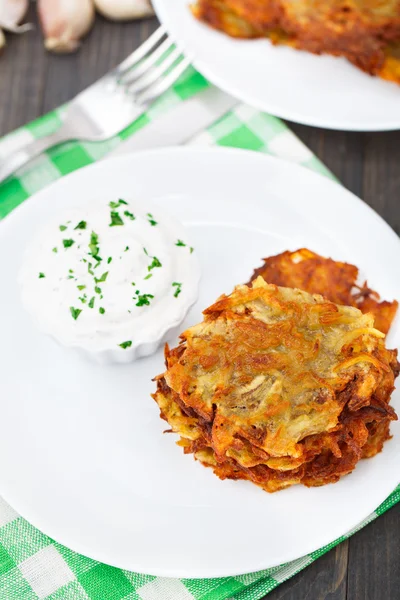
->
xmin=0 ymin=66 xmax=399 ymax=600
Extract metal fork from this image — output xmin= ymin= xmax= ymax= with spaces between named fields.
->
xmin=0 ymin=26 xmax=191 ymax=184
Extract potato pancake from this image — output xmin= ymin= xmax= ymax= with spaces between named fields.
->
xmin=153 ymin=278 xmax=399 ymax=492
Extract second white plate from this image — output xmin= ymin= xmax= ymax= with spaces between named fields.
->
xmin=153 ymin=0 xmax=400 ymax=131
xmin=0 ymin=148 xmax=399 ymax=578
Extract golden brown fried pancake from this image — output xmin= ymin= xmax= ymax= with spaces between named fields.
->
xmin=153 ymin=278 xmax=399 ymax=492
xmin=192 ymin=0 xmax=400 ymax=83
xmin=248 ymin=248 xmax=398 ymax=335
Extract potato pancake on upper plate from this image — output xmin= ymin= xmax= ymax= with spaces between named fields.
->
xmin=191 ymin=0 xmax=400 ymax=84
xmin=153 ymin=278 xmax=399 ymax=492
xmin=248 ymin=248 xmax=398 ymax=335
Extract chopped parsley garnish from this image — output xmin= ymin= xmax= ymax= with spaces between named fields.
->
xmin=107 ymin=257 xmax=112 ymax=264
xmin=38 ymin=272 xmax=45 ymax=279
xmin=95 ymin=271 xmax=108 ymax=283
xmin=79 ymin=295 xmax=87 ymax=304
xmin=52 ymin=247 xmax=58 ymax=253
xmin=69 ymin=269 xmax=74 ymax=274
xmin=87 ymin=262 xmax=94 ymax=276
xmin=70 ymin=306 xmax=82 ymax=320
xmin=175 ymin=240 xmax=194 ymax=253
xmin=147 ymin=213 xmax=157 ymax=226
xmin=74 ymin=221 xmax=87 ymax=230
xmin=89 ymin=231 xmax=101 ymax=261
xmin=63 ymin=239 xmax=75 ymax=248
xmin=109 ymin=211 xmax=124 ymax=227
xmin=135 ymin=293 xmax=154 ymax=307
xmin=124 ymin=210 xmax=135 ymax=220
xmin=143 ymin=247 xmax=148 ymax=256
xmin=144 ymin=274 xmax=152 ymax=280
xmin=88 ymin=297 xmax=95 ymax=309
xmin=119 ymin=341 xmax=132 ymax=349
xmin=109 ymin=199 xmax=128 ymax=209
xmin=95 ymin=286 xmax=102 ymax=295
xmin=99 ymin=307 xmax=105 ymax=315
xmin=172 ymin=282 xmax=182 ymax=298
xmin=77 ymin=285 xmax=86 ymax=291
xmin=59 ymin=225 xmax=67 ymax=231
xmin=148 ymin=256 xmax=162 ymax=271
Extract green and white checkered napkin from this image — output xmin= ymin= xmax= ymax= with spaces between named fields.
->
xmin=0 ymin=66 xmax=399 ymax=600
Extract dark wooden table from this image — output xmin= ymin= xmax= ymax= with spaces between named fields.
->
xmin=1 ymin=7 xmax=399 ymax=600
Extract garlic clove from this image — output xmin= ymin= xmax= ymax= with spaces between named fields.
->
xmin=0 ymin=0 xmax=31 ymax=33
xmin=37 ymin=0 xmax=95 ymax=54
xmin=0 ymin=27 xmax=5 ymax=52
xmin=94 ymin=0 xmax=154 ymax=21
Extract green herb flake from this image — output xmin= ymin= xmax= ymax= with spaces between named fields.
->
xmin=147 ymin=213 xmax=158 ymax=226
xmin=143 ymin=247 xmax=148 ymax=256
xmin=144 ymin=274 xmax=152 ymax=280
xmin=70 ymin=306 xmax=82 ymax=320
xmin=109 ymin=199 xmax=128 ymax=209
xmin=63 ymin=239 xmax=75 ymax=249
xmin=107 ymin=257 xmax=112 ymax=264
xmin=148 ymin=256 xmax=162 ymax=271
xmin=59 ymin=225 xmax=67 ymax=232
xmin=52 ymin=247 xmax=58 ymax=253
xmin=79 ymin=296 xmax=87 ymax=304
xmin=99 ymin=307 xmax=105 ymax=315
xmin=74 ymin=221 xmax=87 ymax=230
xmin=95 ymin=271 xmax=108 ymax=284
xmin=190 ymin=247 xmax=194 ymax=253
xmin=176 ymin=239 xmax=186 ymax=247
xmin=38 ymin=272 xmax=45 ymax=279
xmin=172 ymin=282 xmax=182 ymax=298
xmin=69 ymin=269 xmax=74 ymax=274
xmin=124 ymin=246 xmax=129 ymax=252
xmin=88 ymin=297 xmax=95 ymax=309
xmin=88 ymin=231 xmax=101 ymax=261
xmin=135 ymin=293 xmax=154 ymax=307
xmin=95 ymin=286 xmax=102 ymax=294
xmin=109 ymin=211 xmax=124 ymax=227
xmin=77 ymin=285 xmax=86 ymax=291
xmin=124 ymin=210 xmax=135 ymax=220
xmin=119 ymin=341 xmax=132 ymax=349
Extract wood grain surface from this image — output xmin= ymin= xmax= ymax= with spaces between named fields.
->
xmin=0 ymin=6 xmax=399 ymax=600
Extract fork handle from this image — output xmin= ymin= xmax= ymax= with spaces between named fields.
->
xmin=0 ymin=127 xmax=72 ymax=184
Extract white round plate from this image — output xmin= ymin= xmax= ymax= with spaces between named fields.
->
xmin=0 ymin=147 xmax=399 ymax=578
xmin=153 ymin=0 xmax=400 ymax=131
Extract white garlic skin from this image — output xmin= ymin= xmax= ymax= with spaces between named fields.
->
xmin=94 ymin=0 xmax=154 ymax=21
xmin=37 ymin=0 xmax=95 ymax=53
xmin=0 ymin=0 xmax=30 ymax=32
xmin=0 ymin=0 xmax=28 ymax=27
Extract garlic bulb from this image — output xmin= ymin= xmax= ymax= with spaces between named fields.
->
xmin=94 ymin=0 xmax=154 ymax=21
xmin=37 ymin=0 xmax=95 ymax=53
xmin=0 ymin=0 xmax=31 ymax=33
xmin=0 ymin=28 xmax=5 ymax=52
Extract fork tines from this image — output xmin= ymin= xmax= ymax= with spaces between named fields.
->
xmin=115 ymin=26 xmax=191 ymax=106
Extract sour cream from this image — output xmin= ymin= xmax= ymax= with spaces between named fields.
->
xmin=19 ymin=198 xmax=200 ymax=363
